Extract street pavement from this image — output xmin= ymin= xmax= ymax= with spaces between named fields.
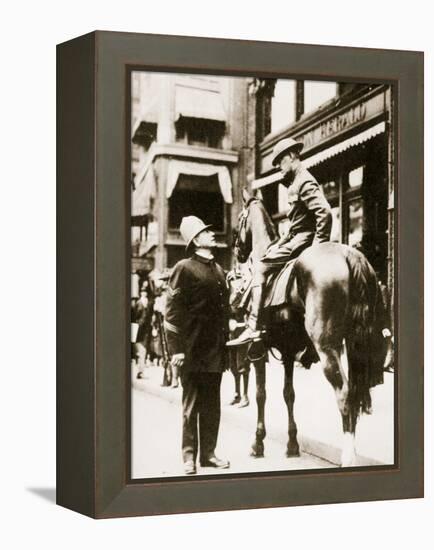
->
xmin=131 ymin=362 xmax=335 ymax=479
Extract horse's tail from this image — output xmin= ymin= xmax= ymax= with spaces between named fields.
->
xmin=345 ymin=246 xmax=385 ymax=420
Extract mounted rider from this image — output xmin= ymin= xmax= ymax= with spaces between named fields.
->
xmin=227 ymin=137 xmax=333 ymax=347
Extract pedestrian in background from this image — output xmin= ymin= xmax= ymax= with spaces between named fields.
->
xmin=131 ymin=297 xmax=139 ymax=369
xmin=134 ymin=285 xmax=153 ymax=379
xmin=165 ymin=216 xmax=230 ymax=475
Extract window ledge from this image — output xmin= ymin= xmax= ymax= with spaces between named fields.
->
xmin=153 ymin=143 xmax=239 ymax=165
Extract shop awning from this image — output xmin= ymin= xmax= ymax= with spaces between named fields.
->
xmin=131 ymin=100 xmax=159 ymax=147
xmin=304 ymin=121 xmax=386 ymax=168
xmin=175 ymin=85 xmax=226 ymax=122
xmin=252 ymin=121 xmax=386 ymax=189
xmin=166 ymin=160 xmax=233 ymax=204
xmin=131 ymin=167 xmax=157 ymax=218
xmin=132 ymin=99 xmax=159 ymax=136
xmin=252 ymin=170 xmax=282 ymax=190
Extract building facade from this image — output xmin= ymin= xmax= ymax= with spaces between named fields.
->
xmin=131 ymin=72 xmax=249 ymax=294
xmin=249 ymin=79 xmax=395 ymax=320
xmin=131 ymin=73 xmax=395 ymax=325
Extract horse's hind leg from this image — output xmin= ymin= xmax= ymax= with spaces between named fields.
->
xmin=316 ymin=343 xmax=357 ymax=467
xmin=239 ymin=371 xmax=250 ymax=407
xmin=251 ymin=358 xmax=266 ymax=457
xmin=283 ymin=355 xmax=300 ymax=457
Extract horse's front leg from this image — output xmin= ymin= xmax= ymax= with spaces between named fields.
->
xmin=251 ymin=358 xmax=266 ymax=457
xmin=283 ymin=356 xmax=300 ymax=457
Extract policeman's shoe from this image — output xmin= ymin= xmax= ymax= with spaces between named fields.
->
xmin=200 ymin=455 xmax=230 ymax=469
xmin=184 ymin=460 xmax=196 ymax=475
xmin=226 ymin=327 xmax=262 ymax=347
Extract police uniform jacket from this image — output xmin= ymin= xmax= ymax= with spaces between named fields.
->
xmin=164 ymin=253 xmax=230 ymax=373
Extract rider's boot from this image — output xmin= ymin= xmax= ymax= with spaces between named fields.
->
xmin=226 ymin=284 xmax=265 ymax=347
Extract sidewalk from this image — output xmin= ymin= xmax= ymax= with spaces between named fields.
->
xmin=132 ymin=356 xmax=394 ymax=467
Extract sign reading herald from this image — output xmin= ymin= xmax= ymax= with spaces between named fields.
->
xmin=302 ymin=92 xmax=383 ymax=151
xmin=261 ymin=89 xmax=386 ymax=174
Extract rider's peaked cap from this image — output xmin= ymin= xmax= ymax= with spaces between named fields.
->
xmin=179 ymin=216 xmax=212 ymax=252
xmin=271 ymin=137 xmax=304 ymax=166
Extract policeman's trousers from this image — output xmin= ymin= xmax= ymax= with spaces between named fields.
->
xmin=180 ymin=372 xmax=222 ymax=464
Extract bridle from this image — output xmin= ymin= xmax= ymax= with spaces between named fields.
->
xmin=234 ymin=208 xmax=248 ymax=248
xmin=234 ymin=199 xmax=257 ymax=263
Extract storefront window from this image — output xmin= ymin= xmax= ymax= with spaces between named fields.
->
xmin=175 ymin=117 xmax=224 ymax=148
xmin=323 ymin=180 xmax=338 ymax=201
xmin=348 ymin=197 xmax=363 ymax=247
xmin=168 ymin=174 xmax=225 ymax=232
xmin=278 ymin=183 xmax=289 ymax=214
xmin=304 ymin=81 xmax=337 ymax=114
xmin=259 ymin=184 xmax=278 ymax=217
xmin=348 ymin=165 xmax=364 ymax=188
xmin=271 ymin=79 xmax=296 ymax=134
xmin=330 ymin=206 xmax=341 ymax=243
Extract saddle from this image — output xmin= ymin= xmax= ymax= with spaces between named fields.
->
xmin=264 ymin=260 xmax=297 ymax=308
xmin=238 ymin=259 xmax=297 ymax=310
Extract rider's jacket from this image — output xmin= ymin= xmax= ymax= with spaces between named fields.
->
xmin=282 ymin=166 xmax=332 ymax=244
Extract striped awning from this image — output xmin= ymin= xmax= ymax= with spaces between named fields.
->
xmin=132 ymin=99 xmax=159 ymax=136
xmin=175 ymin=85 xmax=226 ymax=122
xmin=303 ymin=121 xmax=386 ymax=168
xmin=252 ymin=121 xmax=386 ymax=190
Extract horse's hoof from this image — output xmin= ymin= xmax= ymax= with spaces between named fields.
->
xmin=250 ymin=444 xmax=264 ymax=458
xmin=341 ymin=456 xmax=358 ymax=467
xmin=238 ymin=396 xmax=249 ymax=408
xmin=286 ymin=445 xmax=300 ymax=458
xmin=228 ymin=395 xmax=241 ymax=405
xmin=341 ymin=433 xmax=358 ymax=467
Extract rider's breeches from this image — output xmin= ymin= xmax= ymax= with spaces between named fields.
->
xmin=252 ymin=261 xmax=280 ymax=285
xmin=249 ymin=264 xmax=280 ymax=330
xmin=249 ymin=233 xmax=315 ymax=330
xmin=252 ymin=232 xmax=314 ymax=285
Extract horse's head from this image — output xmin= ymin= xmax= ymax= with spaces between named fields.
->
xmin=233 ymin=188 xmax=277 ymax=263
xmin=234 ymin=206 xmax=252 ymax=263
xmin=233 ymin=189 xmax=258 ymax=263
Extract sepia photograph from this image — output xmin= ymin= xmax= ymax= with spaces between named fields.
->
xmin=129 ymin=70 xmax=395 ymax=480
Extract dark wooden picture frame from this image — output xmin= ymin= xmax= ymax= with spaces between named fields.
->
xmin=57 ymin=31 xmax=423 ymax=518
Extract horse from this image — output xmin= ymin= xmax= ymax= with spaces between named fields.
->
xmin=226 ymin=268 xmax=266 ymax=409
xmin=232 ymin=191 xmax=388 ymax=467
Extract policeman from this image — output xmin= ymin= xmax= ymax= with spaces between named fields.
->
xmin=227 ymin=137 xmax=333 ymax=347
xmin=165 ymin=216 xmax=230 ymax=475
